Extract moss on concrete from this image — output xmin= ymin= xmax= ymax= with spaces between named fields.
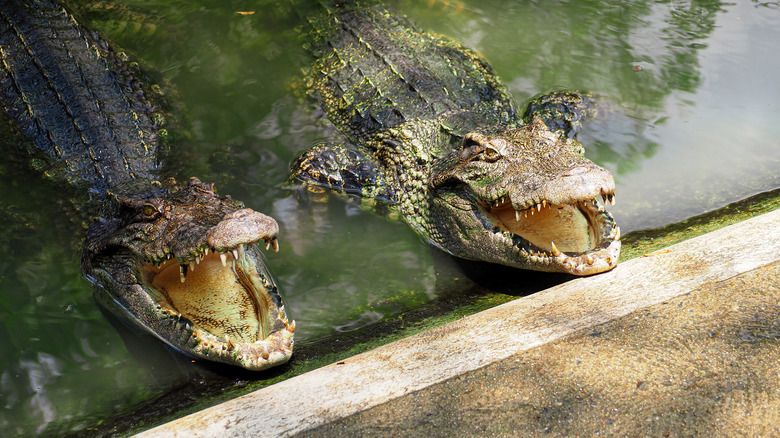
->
xmin=99 ymin=188 xmax=779 ymax=437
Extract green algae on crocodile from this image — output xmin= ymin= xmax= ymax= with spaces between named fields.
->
xmin=0 ymin=0 xmax=293 ymax=370
xmin=291 ymin=4 xmax=620 ymax=275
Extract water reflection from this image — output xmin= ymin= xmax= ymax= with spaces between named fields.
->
xmin=1 ymin=0 xmax=778 ymax=435
xmin=407 ymin=0 xmax=779 ymax=231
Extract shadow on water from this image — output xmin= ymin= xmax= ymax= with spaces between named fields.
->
xmin=2 ymin=0 xmax=779 ymax=436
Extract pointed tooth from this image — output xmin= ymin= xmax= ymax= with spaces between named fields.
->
xmin=189 ymin=260 xmax=196 ymax=271
xmin=287 ymin=320 xmax=296 ymax=333
xmin=551 ymin=241 xmax=561 ymax=256
xmin=272 ymin=239 xmax=279 ymax=252
xmin=602 ymin=194 xmax=608 ymax=203
xmin=608 ymin=193 xmax=616 ymax=205
xmin=225 ymin=334 xmax=235 ymax=351
xmin=196 ymin=255 xmax=201 ymax=265
xmin=220 ymin=253 xmax=228 ymax=267
xmin=614 ymin=227 xmax=622 ymax=241
xmin=179 ymin=265 xmax=187 ymax=283
xmin=515 ymin=210 xmax=520 ymax=221
xmin=586 ymin=254 xmax=595 ymax=265
xmin=232 ymin=249 xmax=239 ymax=261
xmin=542 ymin=200 xmax=547 ymax=208
xmin=537 ymin=203 xmax=542 ymax=212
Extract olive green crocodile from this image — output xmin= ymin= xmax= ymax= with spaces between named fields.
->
xmin=291 ymin=4 xmax=620 ymax=275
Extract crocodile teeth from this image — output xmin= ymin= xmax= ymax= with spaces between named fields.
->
xmin=537 ymin=203 xmax=542 ymax=212
xmin=220 ymin=253 xmax=228 ymax=267
xmin=232 ymin=249 xmax=239 ymax=261
xmin=515 ymin=210 xmax=521 ymax=221
xmin=189 ymin=260 xmax=196 ymax=272
xmin=586 ymin=254 xmax=595 ymax=265
xmin=179 ymin=264 xmax=187 ymax=283
xmin=614 ymin=226 xmax=621 ymax=241
xmin=551 ymin=241 xmax=561 ymax=256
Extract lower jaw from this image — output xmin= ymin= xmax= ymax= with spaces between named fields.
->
xmin=486 ymin=224 xmax=620 ymax=275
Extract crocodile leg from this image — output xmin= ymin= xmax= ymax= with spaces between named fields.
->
xmin=291 ymin=144 xmax=394 ymax=203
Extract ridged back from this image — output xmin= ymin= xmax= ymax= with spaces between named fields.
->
xmin=304 ymin=4 xmax=516 ymax=143
xmin=0 ymin=0 xmax=161 ymax=195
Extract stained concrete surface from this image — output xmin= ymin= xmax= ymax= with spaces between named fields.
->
xmin=138 ymin=210 xmax=780 ymax=437
xmin=304 ymin=260 xmax=780 ymax=437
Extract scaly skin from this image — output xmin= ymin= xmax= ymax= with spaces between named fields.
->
xmin=291 ymin=5 xmax=620 ymax=275
xmin=0 ymin=0 xmax=293 ymax=370
xmin=83 ymin=177 xmax=294 ymax=370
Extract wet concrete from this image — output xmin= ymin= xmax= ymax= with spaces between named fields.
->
xmin=305 ymin=260 xmax=780 ymax=437
xmin=138 ymin=209 xmax=780 ymax=437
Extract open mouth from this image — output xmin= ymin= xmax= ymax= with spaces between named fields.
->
xmin=141 ymin=241 xmax=295 ymax=363
xmin=482 ymin=193 xmax=621 ymax=273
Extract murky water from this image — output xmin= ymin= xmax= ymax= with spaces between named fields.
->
xmin=1 ymin=0 xmax=778 ymax=435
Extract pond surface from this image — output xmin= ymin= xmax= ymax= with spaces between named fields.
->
xmin=1 ymin=0 xmax=778 ymax=435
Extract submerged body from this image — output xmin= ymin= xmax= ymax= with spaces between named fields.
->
xmin=0 ymin=0 xmax=293 ymax=370
xmin=292 ymin=4 xmax=620 ymax=275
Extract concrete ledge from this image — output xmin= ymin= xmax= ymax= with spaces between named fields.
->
xmin=138 ymin=209 xmax=780 ymax=437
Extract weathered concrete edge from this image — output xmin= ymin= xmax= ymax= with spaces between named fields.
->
xmin=137 ymin=209 xmax=780 ymax=438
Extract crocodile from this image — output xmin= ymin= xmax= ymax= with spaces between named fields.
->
xmin=0 ymin=0 xmax=293 ymax=370
xmin=291 ymin=4 xmax=620 ymax=275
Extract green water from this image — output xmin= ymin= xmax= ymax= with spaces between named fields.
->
xmin=1 ymin=0 xmax=778 ymax=435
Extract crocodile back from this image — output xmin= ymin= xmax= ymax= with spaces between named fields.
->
xmin=304 ymin=4 xmax=516 ymax=143
xmin=0 ymin=0 xmax=161 ymax=196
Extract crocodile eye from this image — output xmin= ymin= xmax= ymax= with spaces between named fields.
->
xmin=471 ymin=146 xmax=501 ymax=163
xmin=482 ymin=146 xmax=500 ymax=161
xmin=142 ymin=204 xmax=158 ymax=218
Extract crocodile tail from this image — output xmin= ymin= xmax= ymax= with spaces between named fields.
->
xmin=0 ymin=0 xmax=163 ymax=195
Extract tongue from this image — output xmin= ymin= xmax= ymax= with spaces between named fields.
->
xmin=494 ymin=204 xmax=596 ymax=253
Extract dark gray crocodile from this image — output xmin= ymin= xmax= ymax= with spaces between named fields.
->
xmin=0 ymin=0 xmax=293 ymax=370
xmin=291 ymin=4 xmax=620 ymax=275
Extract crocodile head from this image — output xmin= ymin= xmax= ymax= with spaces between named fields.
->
xmin=83 ymin=177 xmax=294 ymax=371
xmin=430 ymin=118 xmax=621 ymax=275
